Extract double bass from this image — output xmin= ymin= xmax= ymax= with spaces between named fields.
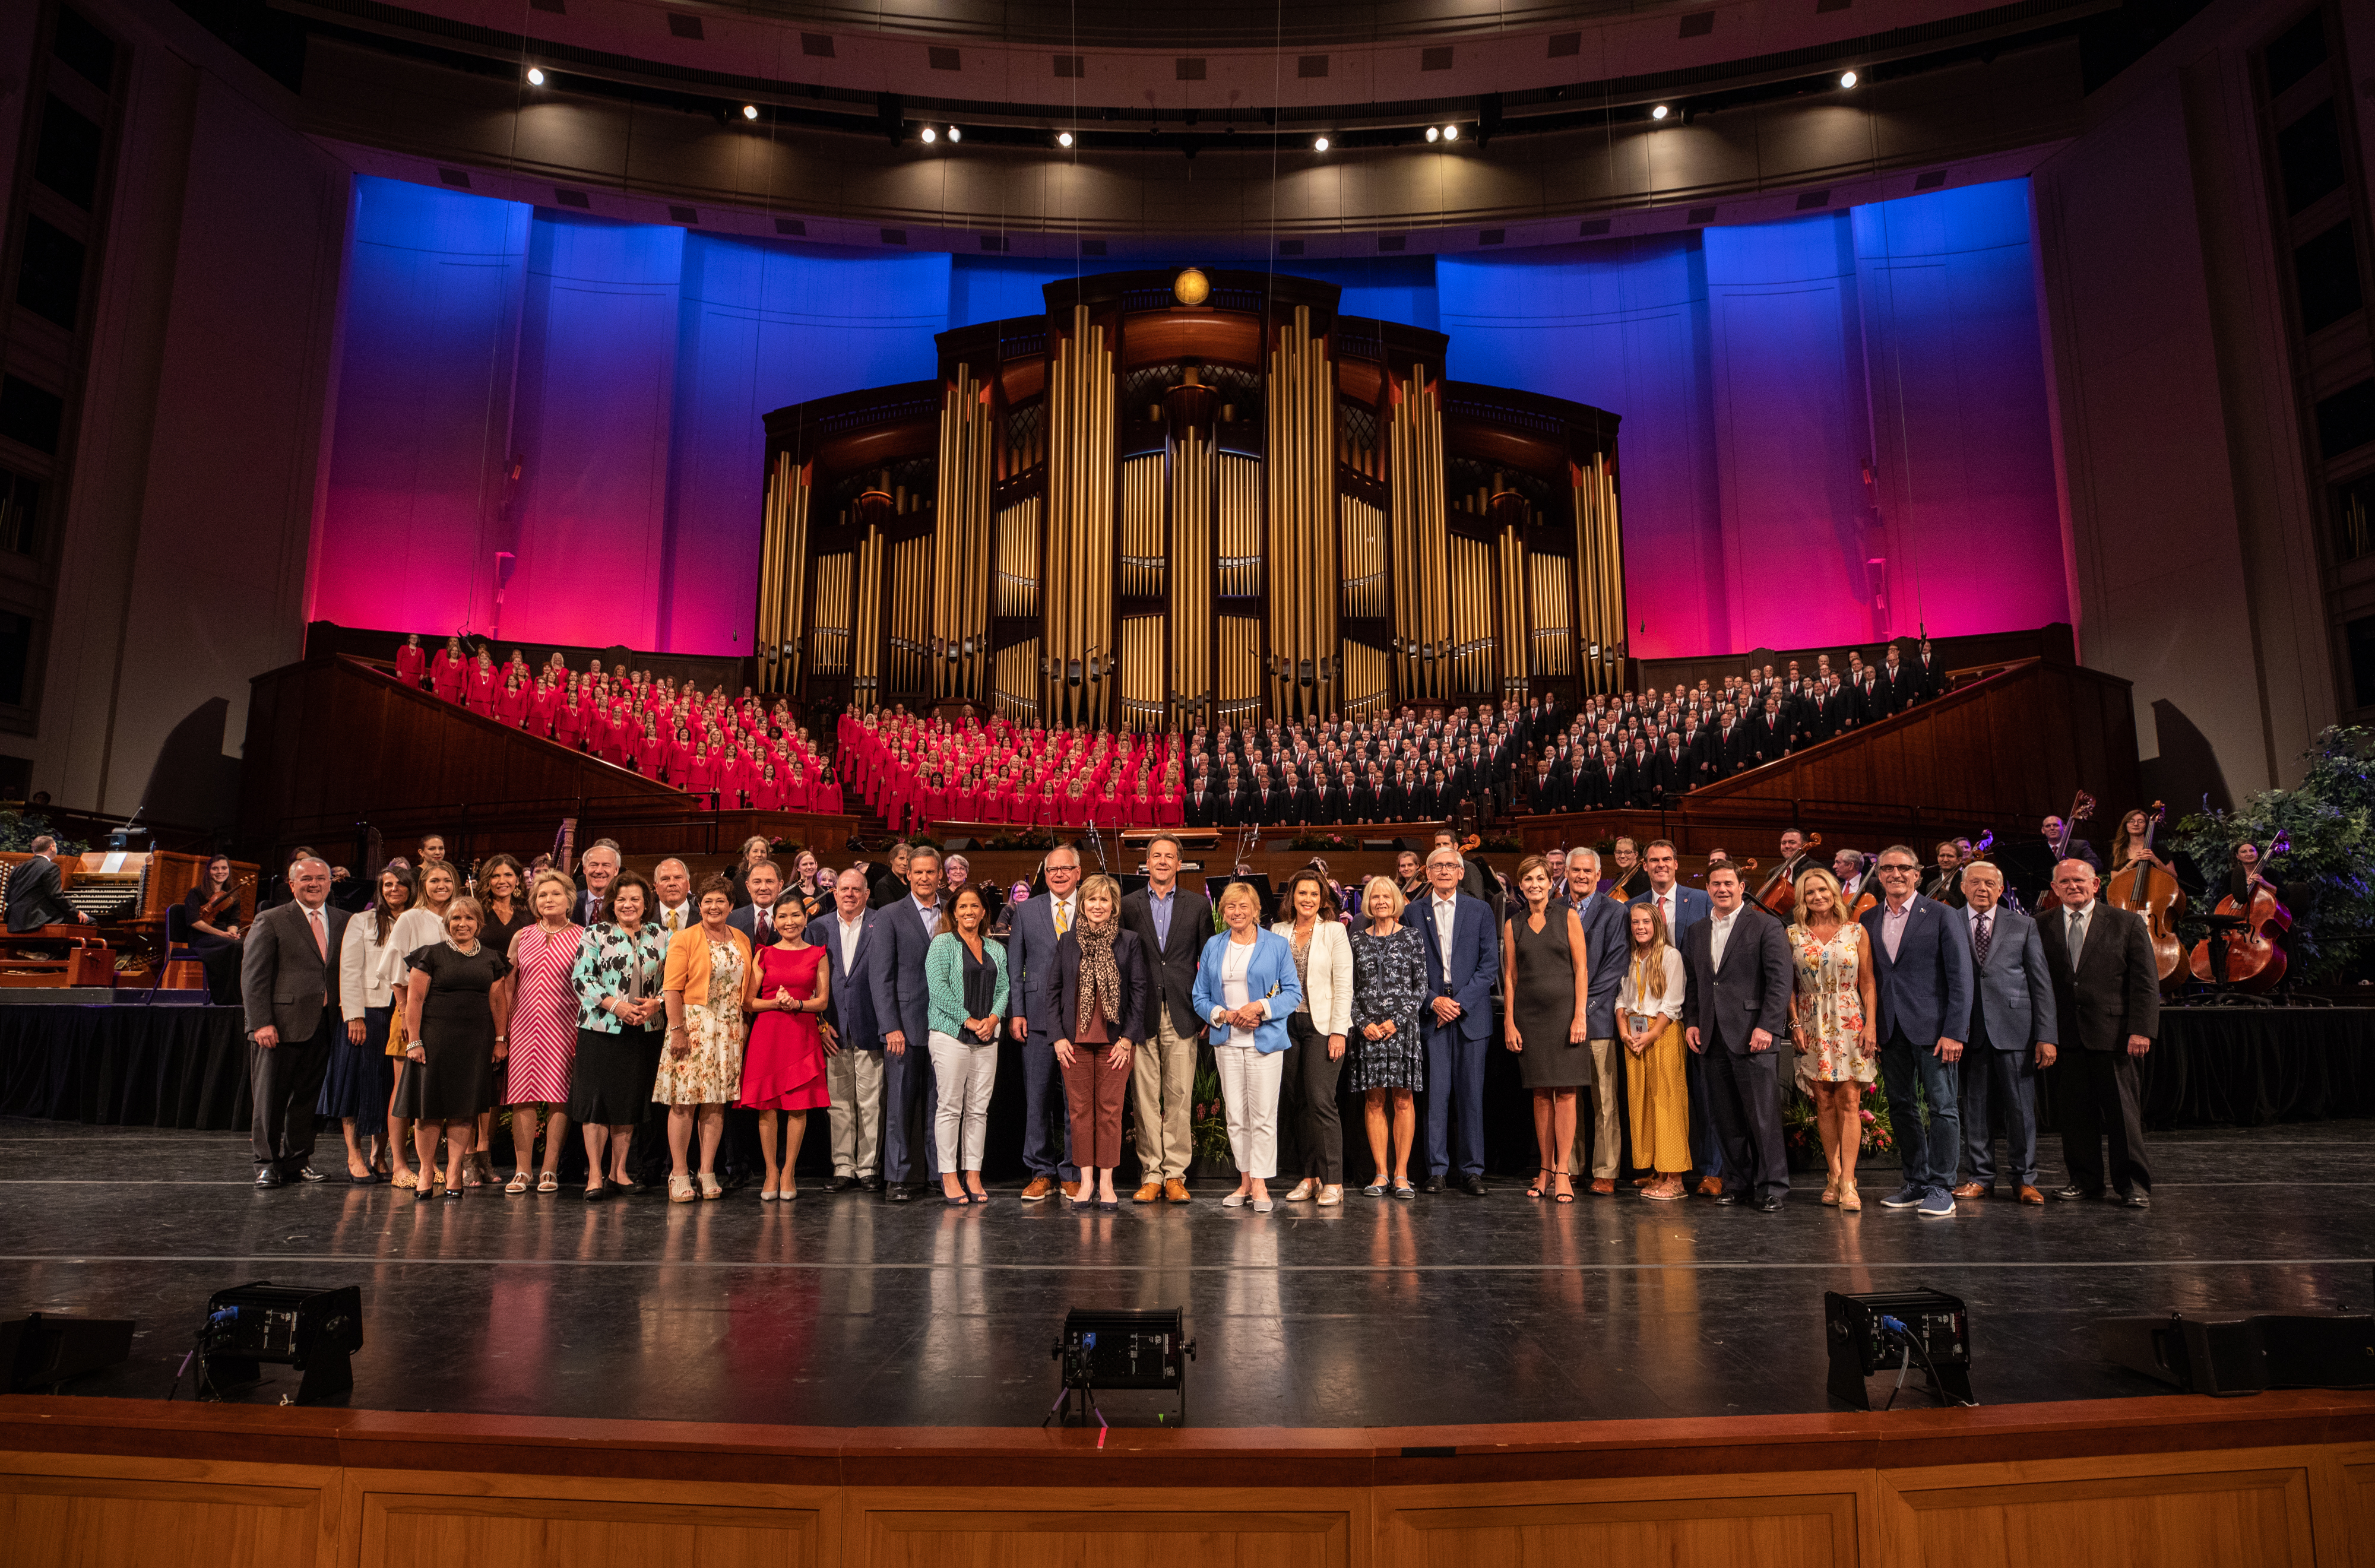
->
xmin=2030 ymin=790 xmax=2097 ymax=914
xmin=1751 ymin=832 xmax=1821 ymax=920
xmin=2106 ymin=801 xmax=2187 ymax=985
xmin=2187 ymin=832 xmax=2292 ymax=992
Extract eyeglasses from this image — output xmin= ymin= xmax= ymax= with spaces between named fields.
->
xmin=1877 ymin=861 xmax=1920 ymax=874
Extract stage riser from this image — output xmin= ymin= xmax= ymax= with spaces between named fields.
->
xmin=1 ymin=1405 xmax=2367 ymax=1568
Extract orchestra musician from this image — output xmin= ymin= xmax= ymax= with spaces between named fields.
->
xmin=2041 ymin=814 xmax=2102 ymax=873
xmin=2108 ymin=809 xmax=2174 ymax=877
xmin=1922 ymin=840 xmax=1969 ymax=910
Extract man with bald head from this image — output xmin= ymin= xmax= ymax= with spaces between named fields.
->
xmin=1950 ymin=861 xmax=2057 ymax=1205
xmin=2038 ymin=857 xmax=2158 ymax=1207
xmin=651 ymin=858 xmax=694 ymax=935
xmin=240 ymin=856 xmax=352 ymax=1187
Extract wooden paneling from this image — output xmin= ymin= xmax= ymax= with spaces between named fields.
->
xmin=356 ymin=1485 xmax=826 ymax=1568
xmin=1378 ymin=1489 xmax=1858 ymax=1568
xmin=1877 ymin=1459 xmax=2317 ymax=1568
xmin=0 ymin=1458 xmax=335 ymax=1568
xmin=856 ymin=1505 xmax=1350 ymax=1568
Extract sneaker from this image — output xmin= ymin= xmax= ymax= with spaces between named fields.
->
xmin=1917 ymin=1191 xmax=1956 ymax=1219
xmin=1880 ymin=1183 xmax=1926 ymax=1209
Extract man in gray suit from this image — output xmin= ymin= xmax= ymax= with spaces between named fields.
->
xmin=1006 ymin=842 xmax=1083 ymax=1200
xmin=1681 ymin=863 xmax=1796 ymax=1212
xmin=869 ymin=843 xmax=946 ymax=1202
xmin=1557 ymin=848 xmax=1631 ymax=1194
xmin=239 ymin=856 xmax=350 ymax=1188
xmin=809 ymin=868 xmax=884 ymax=1192
xmin=1950 ymin=861 xmax=2059 ymax=1205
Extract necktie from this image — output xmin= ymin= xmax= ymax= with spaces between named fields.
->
xmin=1054 ymin=899 xmax=1070 ymax=936
xmin=668 ymin=908 xmax=682 ymax=933
xmin=2068 ymin=911 xmax=2087 ymax=967
xmin=756 ymin=911 xmax=772 ymax=946
xmin=308 ymin=907 xmax=327 ymax=963
xmin=1973 ymin=911 xmax=1992 ymax=967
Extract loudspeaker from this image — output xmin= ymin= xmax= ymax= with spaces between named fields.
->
xmin=2096 ymin=1312 xmax=2375 ymax=1396
xmin=1 ymin=1312 xmax=135 ymax=1391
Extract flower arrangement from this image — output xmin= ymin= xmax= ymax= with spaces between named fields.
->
xmin=1780 ymin=1087 xmax=1896 ymax=1164
xmin=1190 ymin=1062 xmax=1233 ymax=1167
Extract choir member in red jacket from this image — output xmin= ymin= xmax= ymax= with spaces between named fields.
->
xmin=467 ymin=654 xmax=498 ymax=717
xmin=430 ymin=637 xmax=465 ymax=702
xmin=396 ymin=634 xmax=426 ymax=689
xmin=498 ymin=675 xmax=528 ymax=728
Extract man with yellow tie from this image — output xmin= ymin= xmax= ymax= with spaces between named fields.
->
xmin=1007 ymin=844 xmax=1084 ymax=1201
xmin=240 ymin=856 xmax=351 ymax=1189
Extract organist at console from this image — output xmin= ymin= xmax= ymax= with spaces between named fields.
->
xmin=0 ymin=842 xmax=257 ymax=990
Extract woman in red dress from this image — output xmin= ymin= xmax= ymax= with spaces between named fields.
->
xmin=396 ymin=635 xmax=426 ymax=689
xmin=636 ymin=723 xmax=667 ymax=778
xmin=755 ymin=765 xmax=782 ymax=812
xmin=498 ymin=676 xmax=528 ymax=728
xmin=529 ymin=678 xmax=557 ymax=739
xmin=554 ymin=680 xmax=583 ymax=750
xmin=467 ymin=654 xmax=498 ymax=717
xmin=430 ymin=638 xmax=465 ymax=702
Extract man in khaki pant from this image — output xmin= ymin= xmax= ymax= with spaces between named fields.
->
xmin=1119 ymin=835 xmax=1212 ymax=1202
xmin=1559 ymin=849 xmax=1632 ymax=1192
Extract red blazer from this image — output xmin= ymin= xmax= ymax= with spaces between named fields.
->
xmin=396 ymin=644 xmax=425 ymax=686
xmin=467 ymin=667 xmax=496 ymax=713
xmin=498 ymin=685 xmax=528 ymax=726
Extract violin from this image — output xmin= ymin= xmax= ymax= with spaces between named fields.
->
xmin=2031 ymin=790 xmax=2096 ymax=914
xmin=199 ymin=874 xmax=254 ymax=924
xmin=2187 ymin=831 xmax=2291 ymax=992
xmin=2106 ymin=801 xmax=2187 ymax=986
xmin=1752 ymin=831 xmax=1820 ymax=919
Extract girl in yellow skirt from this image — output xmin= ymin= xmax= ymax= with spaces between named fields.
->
xmin=1617 ymin=902 xmax=1690 ymax=1199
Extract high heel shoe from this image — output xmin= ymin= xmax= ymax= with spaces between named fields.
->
xmin=1839 ymin=1183 xmax=1862 ymax=1212
xmin=668 ymin=1174 xmax=696 ymax=1203
xmin=1551 ymin=1167 xmax=1574 ymax=1203
xmin=698 ymin=1173 xmax=723 ymax=1200
xmin=1525 ymin=1166 xmax=1551 ymax=1200
xmin=1821 ymin=1176 xmax=1841 ymax=1206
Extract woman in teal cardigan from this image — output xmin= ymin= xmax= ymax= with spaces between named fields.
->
xmin=1191 ymin=880 xmax=1303 ymax=1211
xmin=924 ymin=885 xmax=1009 ymax=1205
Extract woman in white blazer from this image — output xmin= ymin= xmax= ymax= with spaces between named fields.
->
xmin=1274 ymin=868 xmax=1356 ymax=1205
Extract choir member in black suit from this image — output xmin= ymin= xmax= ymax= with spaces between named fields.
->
xmin=1913 ymin=638 xmax=1945 ymax=702
xmin=1186 ymin=778 xmax=1218 ymax=828
xmin=1652 ymin=734 xmax=1692 ymax=804
xmin=1875 ymin=644 xmax=1914 ymax=715
xmin=1746 ymin=698 xmax=1790 ymax=767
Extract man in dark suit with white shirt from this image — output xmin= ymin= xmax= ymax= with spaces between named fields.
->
xmin=5 ymin=836 xmax=87 ymax=932
xmin=2039 ymin=857 xmax=2159 ymax=1207
xmin=1680 ymin=864 xmax=1794 ymax=1212
xmin=1949 ymin=861 xmax=2057 ymax=1205
xmin=568 ymin=841 xmax=620 ymax=924
xmin=868 ymin=843 xmax=946 ymax=1201
xmin=239 ymin=855 xmax=350 ymax=1187
xmin=1402 ymin=845 xmax=1501 ymax=1195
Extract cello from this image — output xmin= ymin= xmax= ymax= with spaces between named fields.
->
xmin=2106 ymin=801 xmax=2187 ymax=986
xmin=2187 ymin=832 xmax=2291 ymax=991
xmin=1752 ymin=831 xmax=1822 ymax=920
xmin=2031 ymin=790 xmax=2097 ymax=914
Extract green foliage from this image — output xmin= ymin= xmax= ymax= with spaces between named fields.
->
xmin=1189 ymin=1062 xmax=1233 ymax=1165
xmin=1781 ymin=1083 xmax=1896 ymax=1162
xmin=2171 ymin=726 xmax=2375 ymax=984
xmin=0 ymin=810 xmax=83 ymax=855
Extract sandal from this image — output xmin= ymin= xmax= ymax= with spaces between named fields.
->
xmin=391 ymin=1170 xmax=419 ymax=1190
xmin=698 ymin=1173 xmax=723 ymax=1200
xmin=1552 ymin=1167 xmax=1574 ymax=1203
xmin=537 ymin=1172 xmax=559 ymax=1194
xmin=505 ymin=1172 xmax=529 ymax=1195
xmin=1821 ymin=1177 xmax=1840 ymax=1206
xmin=1839 ymin=1183 xmax=1863 ymax=1212
xmin=668 ymin=1174 xmax=696 ymax=1203
xmin=1526 ymin=1165 xmax=1551 ymax=1200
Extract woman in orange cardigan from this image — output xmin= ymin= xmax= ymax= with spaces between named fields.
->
xmin=657 ymin=876 xmax=752 ymax=1202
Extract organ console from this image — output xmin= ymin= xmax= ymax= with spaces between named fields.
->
xmin=0 ymin=849 xmax=256 ymax=989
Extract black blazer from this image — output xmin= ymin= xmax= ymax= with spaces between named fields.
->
xmin=2038 ymin=902 xmax=2161 ymax=1053
xmin=1120 ymin=884 xmax=1212 ymax=1038
xmin=5 ymin=855 xmax=72 ymax=932
xmin=1051 ymin=927 xmax=1150 ymax=1046
xmin=1680 ymin=906 xmax=1794 ymax=1054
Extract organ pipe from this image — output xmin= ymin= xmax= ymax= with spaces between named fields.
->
xmin=1217 ymin=455 xmax=1263 ymax=597
xmin=891 ymin=536 xmax=931 ymax=696
xmin=1119 ymin=615 xmax=1164 ymax=733
xmin=1529 ymin=554 xmax=1573 ymax=677
xmin=1265 ymin=306 xmax=1337 ymax=720
xmin=931 ymin=365 xmax=995 ymax=707
xmin=755 ymin=451 xmax=812 ymax=696
xmin=1168 ymin=425 xmax=1215 ymax=728
xmin=1044 ymin=304 xmax=1115 ymax=728
xmin=1386 ymin=366 xmax=1449 ymax=704
xmin=1496 ymin=522 xmax=1530 ymax=702
xmin=1572 ymin=452 xmax=1625 ymax=695
xmin=810 ymin=553 xmax=853 ymax=674
xmin=993 ymin=638 xmax=1042 ymax=726
xmin=996 ymin=498 xmax=1041 ymax=617
xmin=852 ymin=527 xmax=886 ymax=709
xmin=1120 ymin=455 xmax=1165 ymax=599
xmin=1341 ymin=495 xmax=1387 ymax=620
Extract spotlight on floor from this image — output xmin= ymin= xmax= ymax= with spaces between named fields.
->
xmin=1442 ymin=123 xmax=1459 ymax=141
xmin=947 ymin=125 xmax=961 ymax=142
xmin=1825 ymin=1287 xmax=1974 ymax=1411
xmin=1839 ymin=69 xmax=1859 ymax=88
xmin=1057 ymin=130 xmax=1074 ymax=147
xmin=525 ymin=66 xmax=545 ymax=85
xmin=1426 ymin=126 xmax=1439 ymax=142
xmin=920 ymin=126 xmax=938 ymax=144
xmin=195 ymin=1282 xmax=363 ymax=1405
xmin=1048 ymin=1307 xmax=1196 ymax=1428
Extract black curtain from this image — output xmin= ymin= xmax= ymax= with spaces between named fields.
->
xmin=0 ymin=1006 xmax=252 ymax=1129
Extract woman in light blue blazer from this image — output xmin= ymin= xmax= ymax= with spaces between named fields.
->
xmin=1192 ymin=880 xmax=1303 ymax=1212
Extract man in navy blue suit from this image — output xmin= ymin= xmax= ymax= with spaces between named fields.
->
xmin=1005 ymin=843 xmax=1082 ymax=1200
xmin=868 ymin=844 xmax=945 ymax=1202
xmin=1627 ymin=841 xmax=1719 ymax=1194
xmin=809 ymin=868 xmax=884 ymax=1193
xmin=1860 ymin=844 xmax=1974 ymax=1219
xmin=1402 ymin=845 xmax=1501 ymax=1195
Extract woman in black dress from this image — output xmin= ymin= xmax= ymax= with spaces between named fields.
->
xmin=1500 ymin=855 xmax=1591 ymax=1203
xmin=468 ymin=853 xmax=530 ymax=1184
xmin=181 ymin=855 xmax=245 ymax=1005
xmin=567 ymin=870 xmax=667 ymax=1199
xmin=398 ymin=897 xmax=511 ymax=1200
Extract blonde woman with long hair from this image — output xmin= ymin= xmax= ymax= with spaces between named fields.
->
xmin=1616 ymin=901 xmax=1689 ymax=1199
xmin=1786 ymin=866 xmax=1879 ymax=1211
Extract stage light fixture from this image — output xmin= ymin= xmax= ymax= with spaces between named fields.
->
xmin=1313 ymin=135 xmax=1330 ymax=151
xmin=1443 ymin=124 xmax=1459 ymax=141
xmin=1426 ymin=126 xmax=1439 ymax=142
xmin=947 ymin=125 xmax=961 ymax=142
xmin=741 ymin=103 xmax=759 ymax=120
xmin=1839 ymin=69 xmax=1859 ymax=88
xmin=1057 ymin=130 xmax=1075 ymax=147
xmin=525 ymin=66 xmax=545 ymax=85
xmin=1651 ymin=103 xmax=1669 ymax=120
xmin=920 ymin=126 xmax=938 ymax=143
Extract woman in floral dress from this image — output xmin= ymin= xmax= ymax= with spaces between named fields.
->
xmin=658 ymin=876 xmax=751 ymax=1202
xmin=1787 ymin=867 xmax=1880 ymax=1211
xmin=1345 ymin=876 xmax=1427 ymax=1198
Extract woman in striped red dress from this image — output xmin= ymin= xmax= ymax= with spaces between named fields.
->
xmin=496 ymin=869 xmax=584 ymax=1193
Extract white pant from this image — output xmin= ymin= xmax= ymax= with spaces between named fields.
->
xmin=927 ymin=1030 xmax=997 ymax=1175
xmin=1215 ymin=1043 xmax=1285 ymax=1180
xmin=825 ymin=1046 xmax=883 ymax=1178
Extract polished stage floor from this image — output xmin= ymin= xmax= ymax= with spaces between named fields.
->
xmin=3 ymin=1116 xmax=2369 ymax=1428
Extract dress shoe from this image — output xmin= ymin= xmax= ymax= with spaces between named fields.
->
xmin=859 ymin=1176 xmax=885 ymax=1193
xmin=1754 ymin=1196 xmax=1783 ymax=1214
xmin=1951 ymin=1181 xmax=1989 ymax=1200
xmin=1132 ymin=1181 xmax=1164 ymax=1204
xmin=1713 ymin=1190 xmax=1739 ymax=1205
xmin=1021 ymin=1176 xmax=1056 ymax=1202
xmin=1459 ymin=1174 xmax=1488 ymax=1197
xmin=1060 ymin=1180 xmax=1083 ymax=1202
xmin=1420 ymin=1175 xmax=1445 ymax=1194
xmin=1163 ymin=1179 xmax=1192 ymax=1203
xmin=254 ymin=1168 xmax=284 ymax=1189
xmin=293 ymin=1166 xmax=327 ymax=1183
xmin=885 ymin=1184 xmax=915 ymax=1203
xmin=2055 ymin=1183 xmax=2101 ymax=1202
xmin=2117 ymin=1189 xmax=2151 ymax=1209
xmin=824 ymin=1174 xmax=860 ymax=1193
xmin=2016 ymin=1185 xmax=2045 ymax=1205
xmin=1695 ymin=1176 xmax=1723 ymax=1198
xmin=1589 ymin=1178 xmax=1616 ymax=1196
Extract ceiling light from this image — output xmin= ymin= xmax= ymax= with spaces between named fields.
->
xmin=525 ymin=66 xmax=545 ymax=85
xmin=1651 ymin=103 xmax=1669 ymax=120
xmin=1057 ymin=130 xmax=1074 ymax=147
xmin=947 ymin=125 xmax=961 ymax=142
xmin=920 ymin=126 xmax=938 ymax=143
xmin=1839 ymin=69 xmax=1859 ymax=88
xmin=1442 ymin=124 xmax=1459 ymax=141
xmin=741 ymin=104 xmax=758 ymax=121
xmin=1313 ymin=135 xmax=1330 ymax=151
xmin=1426 ymin=126 xmax=1439 ymax=142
